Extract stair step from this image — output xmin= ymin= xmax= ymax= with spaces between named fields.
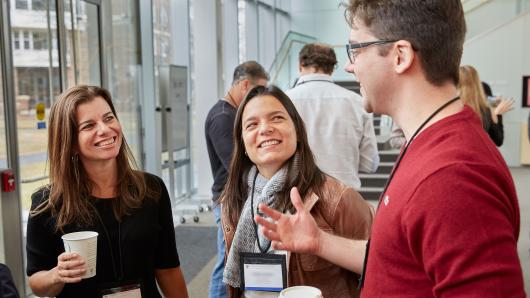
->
xmin=377 ymin=142 xmax=387 ymax=151
xmin=379 ymin=150 xmax=400 ymax=162
xmin=359 ymin=187 xmax=384 ymax=200
xmin=360 ymin=173 xmax=389 ymax=187
xmin=376 ymin=162 xmax=394 ymax=174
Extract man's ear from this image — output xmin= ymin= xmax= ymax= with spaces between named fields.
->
xmin=241 ymin=79 xmax=251 ymax=94
xmin=394 ymin=40 xmax=415 ymax=74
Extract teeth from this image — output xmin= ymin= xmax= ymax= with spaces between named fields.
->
xmin=97 ymin=138 xmax=115 ymax=147
xmin=260 ymin=140 xmax=280 ymax=148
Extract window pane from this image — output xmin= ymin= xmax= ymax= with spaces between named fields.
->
xmin=70 ymin=1 xmax=101 ymax=85
xmin=15 ymin=0 xmax=28 ymax=10
xmin=13 ymin=31 xmax=20 ymax=49
xmin=32 ymin=31 xmax=48 ymax=50
xmin=109 ymin=0 xmax=142 ymax=162
xmin=32 ymin=0 xmax=46 ymax=11
xmin=23 ymin=31 xmax=30 ymax=49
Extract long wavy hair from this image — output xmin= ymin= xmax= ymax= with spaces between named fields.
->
xmin=32 ymin=85 xmax=159 ymax=232
xmin=221 ymin=85 xmax=326 ymax=227
xmin=458 ymin=65 xmax=489 ymax=122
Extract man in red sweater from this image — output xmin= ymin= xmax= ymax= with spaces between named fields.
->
xmin=256 ymin=0 xmax=526 ymax=297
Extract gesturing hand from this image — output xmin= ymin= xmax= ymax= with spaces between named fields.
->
xmin=255 ymin=187 xmax=321 ymax=255
xmin=54 ymin=252 xmax=86 ymax=284
xmin=494 ymin=97 xmax=514 ymax=115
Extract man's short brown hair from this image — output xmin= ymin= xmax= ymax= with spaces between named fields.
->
xmin=345 ymin=0 xmax=466 ymax=86
xmin=232 ymin=61 xmax=269 ymax=85
xmin=299 ymin=43 xmax=338 ymax=74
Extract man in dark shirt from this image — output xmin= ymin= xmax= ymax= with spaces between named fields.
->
xmin=204 ymin=61 xmax=268 ymax=298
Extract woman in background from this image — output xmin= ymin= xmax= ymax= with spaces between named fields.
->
xmin=26 ymin=85 xmax=188 ymax=298
xmin=459 ymin=65 xmax=514 ymax=146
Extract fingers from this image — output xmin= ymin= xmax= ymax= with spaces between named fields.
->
xmin=258 ymin=203 xmax=283 ymax=221
xmin=56 ymin=253 xmax=86 ymax=283
xmin=271 ymin=240 xmax=287 ymax=251
xmin=262 ymin=227 xmax=282 ymax=242
xmin=290 ymin=187 xmax=305 ymax=213
xmin=255 ymin=214 xmax=278 ymax=232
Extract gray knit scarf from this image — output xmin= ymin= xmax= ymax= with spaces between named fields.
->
xmin=223 ymin=156 xmax=299 ymax=288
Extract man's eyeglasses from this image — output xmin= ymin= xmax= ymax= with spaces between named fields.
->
xmin=345 ymin=40 xmax=398 ymax=64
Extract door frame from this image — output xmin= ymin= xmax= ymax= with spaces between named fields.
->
xmin=0 ymin=0 xmax=26 ymax=295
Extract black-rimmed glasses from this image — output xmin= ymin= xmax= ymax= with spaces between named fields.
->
xmin=345 ymin=40 xmax=398 ymax=64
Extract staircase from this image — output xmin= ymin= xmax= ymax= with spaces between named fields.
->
xmin=335 ymin=81 xmax=400 ymax=201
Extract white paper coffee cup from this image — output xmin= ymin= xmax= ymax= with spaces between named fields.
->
xmin=279 ymin=286 xmax=323 ymax=298
xmin=62 ymin=231 xmax=98 ymax=279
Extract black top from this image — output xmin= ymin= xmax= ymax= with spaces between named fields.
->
xmin=481 ymin=108 xmax=504 ymax=146
xmin=26 ymin=173 xmax=179 ymax=298
xmin=205 ymin=99 xmax=237 ymax=201
xmin=0 ymin=263 xmax=19 ymax=298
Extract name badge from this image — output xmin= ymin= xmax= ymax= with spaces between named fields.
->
xmin=240 ymin=252 xmax=287 ymax=292
xmin=101 ymin=283 xmax=142 ymax=298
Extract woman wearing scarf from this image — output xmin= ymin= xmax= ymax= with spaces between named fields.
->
xmin=220 ymin=85 xmax=373 ymax=298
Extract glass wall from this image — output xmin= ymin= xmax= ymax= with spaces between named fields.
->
xmin=10 ymin=0 xmax=60 ymax=223
xmin=0 ymin=54 xmax=6 ymax=265
xmin=237 ymin=0 xmax=291 ymax=68
xmin=107 ymin=0 xmax=142 ymax=162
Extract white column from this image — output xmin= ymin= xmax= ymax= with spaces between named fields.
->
xmin=190 ymin=0 xmax=221 ymax=198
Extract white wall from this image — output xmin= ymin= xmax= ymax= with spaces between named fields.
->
xmin=290 ymin=0 xmax=354 ymax=81
xmin=462 ymin=9 xmax=530 ymax=166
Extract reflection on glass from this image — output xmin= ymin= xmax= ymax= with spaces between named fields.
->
xmin=109 ymin=0 xmax=142 ymax=164
xmin=73 ymin=1 xmax=101 ymax=85
xmin=11 ymin=0 xmax=59 ymax=223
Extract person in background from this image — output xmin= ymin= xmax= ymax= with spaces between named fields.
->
xmin=0 ymin=263 xmax=19 ymax=298
xmin=459 ymin=65 xmax=514 ymax=146
xmin=387 ymin=123 xmax=405 ymax=150
xmin=205 ymin=61 xmax=268 ymax=298
xmin=255 ymin=1 xmax=525 ymax=297
xmin=287 ymin=43 xmax=379 ymax=189
xmin=221 ymin=85 xmax=373 ymax=298
xmin=26 ymin=85 xmax=188 ymax=298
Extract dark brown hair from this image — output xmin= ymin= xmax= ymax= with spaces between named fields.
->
xmin=344 ymin=0 xmax=466 ymax=86
xmin=221 ymin=85 xmax=326 ymax=227
xmin=232 ymin=60 xmax=270 ymax=85
xmin=299 ymin=43 xmax=338 ymax=74
xmin=33 ymin=85 xmax=159 ymax=232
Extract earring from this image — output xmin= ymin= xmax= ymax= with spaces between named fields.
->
xmin=245 ymin=151 xmax=248 ymax=156
xmin=72 ymin=154 xmax=80 ymax=181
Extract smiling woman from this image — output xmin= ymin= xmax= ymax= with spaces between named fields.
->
xmin=220 ymin=85 xmax=374 ymax=298
xmin=25 ymin=85 xmax=189 ymax=298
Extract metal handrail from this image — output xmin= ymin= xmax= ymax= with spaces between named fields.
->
xmin=21 ymin=175 xmax=49 ymax=184
xmin=268 ymin=30 xmax=317 ymax=72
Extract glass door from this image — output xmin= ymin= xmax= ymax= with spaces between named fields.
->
xmin=0 ymin=29 xmax=7 ymax=265
xmin=64 ymin=0 xmax=102 ymax=87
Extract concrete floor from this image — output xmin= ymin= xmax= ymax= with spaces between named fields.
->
xmin=186 ymin=167 xmax=530 ymax=297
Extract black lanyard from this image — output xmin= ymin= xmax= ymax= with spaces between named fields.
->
xmin=250 ymin=171 xmax=272 ymax=254
xmin=94 ymin=204 xmax=124 ymax=281
xmin=358 ymin=95 xmax=460 ymax=289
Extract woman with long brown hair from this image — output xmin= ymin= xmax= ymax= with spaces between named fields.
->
xmin=221 ymin=85 xmax=373 ymax=298
xmin=458 ymin=65 xmax=514 ymax=146
xmin=26 ymin=85 xmax=188 ymax=298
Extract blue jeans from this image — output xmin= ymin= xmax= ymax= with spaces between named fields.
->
xmin=209 ymin=205 xmax=228 ymax=298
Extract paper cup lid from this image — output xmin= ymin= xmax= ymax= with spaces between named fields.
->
xmin=280 ymin=286 xmax=322 ymax=298
xmin=62 ymin=231 xmax=98 ymax=241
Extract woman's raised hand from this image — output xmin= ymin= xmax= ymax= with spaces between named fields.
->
xmin=494 ymin=96 xmax=515 ymax=115
xmin=255 ymin=187 xmax=321 ymax=254
xmin=53 ymin=252 xmax=86 ymax=284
